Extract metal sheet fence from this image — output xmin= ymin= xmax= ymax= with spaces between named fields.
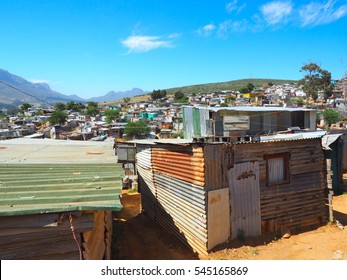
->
xmin=154 ymin=173 xmax=208 ymax=255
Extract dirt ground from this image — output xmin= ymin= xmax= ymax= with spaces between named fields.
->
xmin=112 ymin=191 xmax=347 ymax=260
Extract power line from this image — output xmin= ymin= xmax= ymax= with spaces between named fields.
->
xmin=0 ymin=80 xmax=53 ymax=107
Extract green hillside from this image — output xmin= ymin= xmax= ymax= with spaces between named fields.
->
xmin=165 ymin=78 xmax=297 ymax=95
xmin=107 ymin=78 xmax=298 ymax=104
xmin=104 ymin=79 xmax=297 ymax=105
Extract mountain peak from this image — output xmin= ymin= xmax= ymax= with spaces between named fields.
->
xmin=0 ymin=68 xmax=146 ymax=107
xmin=88 ymin=88 xmax=146 ymax=102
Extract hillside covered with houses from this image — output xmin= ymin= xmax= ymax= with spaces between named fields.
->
xmin=1 ymin=71 xmax=347 ymax=260
xmin=1 ymin=75 xmax=347 ymax=142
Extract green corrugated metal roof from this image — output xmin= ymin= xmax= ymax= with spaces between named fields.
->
xmin=0 ymin=164 xmax=124 ymax=216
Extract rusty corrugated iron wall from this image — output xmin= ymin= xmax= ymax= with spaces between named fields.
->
xmin=136 ymin=137 xmax=327 ymax=255
xmin=151 ymin=145 xmax=205 ymax=186
xmin=136 ymin=143 xmax=208 ymax=255
xmin=204 ymin=144 xmax=233 ymax=191
xmin=154 ymin=173 xmax=207 ymax=255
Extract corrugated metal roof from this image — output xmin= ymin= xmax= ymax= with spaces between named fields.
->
xmin=259 ymin=131 xmax=326 ymax=143
xmin=127 ymin=138 xmax=192 ymax=145
xmin=322 ymin=133 xmax=343 ymax=150
xmin=184 ymin=105 xmax=315 ymax=112
xmin=0 ymin=138 xmax=118 ymax=164
xmin=0 ymin=163 xmax=123 ymax=216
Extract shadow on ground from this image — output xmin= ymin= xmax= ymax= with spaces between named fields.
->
xmin=111 ymin=193 xmax=198 ymax=260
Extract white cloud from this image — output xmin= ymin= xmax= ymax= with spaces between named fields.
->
xmin=226 ymin=0 xmax=247 ymax=14
xmin=168 ymin=33 xmax=182 ymax=39
xmin=196 ymin=24 xmax=216 ymax=37
xmin=260 ymin=1 xmax=293 ymax=25
xmin=121 ymin=35 xmax=173 ymax=53
xmin=299 ymin=0 xmax=347 ymax=27
xmin=30 ymin=79 xmax=50 ymax=84
xmin=217 ymin=19 xmax=250 ymax=38
xmin=226 ymin=0 xmax=238 ymax=13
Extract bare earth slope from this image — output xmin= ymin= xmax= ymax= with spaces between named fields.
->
xmin=112 ymin=192 xmax=347 ymax=260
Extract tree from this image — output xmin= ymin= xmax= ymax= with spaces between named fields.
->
xmin=49 ymin=110 xmax=68 ymax=125
xmin=292 ymin=98 xmax=305 ymax=107
xmin=177 ymin=96 xmax=189 ymax=103
xmin=174 ymin=91 xmax=185 ymax=101
xmin=0 ymin=110 xmax=7 ymax=120
xmin=174 ymin=91 xmax=188 ymax=103
xmin=239 ymin=83 xmax=255 ymax=94
xmin=299 ymin=63 xmax=333 ymax=101
xmin=320 ymin=69 xmax=333 ymax=100
xmin=123 ymin=97 xmax=131 ymax=105
xmin=124 ymin=120 xmax=150 ymax=139
xmin=66 ymin=101 xmax=76 ymax=111
xmin=86 ymin=101 xmax=99 ymax=116
xmin=104 ymin=109 xmax=120 ymax=124
xmin=323 ymin=109 xmax=341 ymax=128
xmin=226 ymin=95 xmax=236 ymax=104
xmin=220 ymin=102 xmax=229 ymax=107
xmin=151 ymin=90 xmax=167 ymax=100
xmin=20 ymin=103 xmax=31 ymax=111
xmin=54 ymin=102 xmax=66 ymax=111
xmin=66 ymin=101 xmax=85 ymax=112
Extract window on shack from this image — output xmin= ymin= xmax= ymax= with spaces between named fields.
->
xmin=265 ymin=153 xmax=290 ymax=186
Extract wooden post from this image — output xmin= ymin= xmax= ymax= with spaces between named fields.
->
xmin=326 ymin=159 xmax=334 ymax=222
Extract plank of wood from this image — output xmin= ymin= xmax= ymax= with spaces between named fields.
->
xmin=0 ymin=213 xmax=61 ymax=229
xmin=0 ymin=235 xmax=81 ymax=259
xmin=20 ymin=251 xmax=80 ymax=260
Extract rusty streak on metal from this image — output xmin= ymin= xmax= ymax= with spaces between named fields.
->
xmin=236 ymin=171 xmax=256 ymax=180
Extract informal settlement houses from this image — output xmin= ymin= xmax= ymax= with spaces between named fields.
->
xmin=131 ymin=106 xmax=334 ymax=256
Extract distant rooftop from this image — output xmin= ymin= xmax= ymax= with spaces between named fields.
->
xmin=183 ymin=105 xmax=316 ymax=112
xmin=126 ymin=131 xmax=327 ymax=146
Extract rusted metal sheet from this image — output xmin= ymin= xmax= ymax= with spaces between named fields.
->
xmin=204 ymin=144 xmax=233 ymax=191
xmin=228 ymin=161 xmax=261 ymax=239
xmin=151 ymin=145 xmax=205 ymax=187
xmin=154 ymin=173 xmax=207 ymax=255
xmin=135 ymin=143 xmax=208 ymax=255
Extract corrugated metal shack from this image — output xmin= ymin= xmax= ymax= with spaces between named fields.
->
xmin=183 ymin=106 xmax=317 ymax=139
xmin=133 ymin=133 xmax=327 ymax=256
xmin=0 ymin=164 xmax=123 ymax=260
xmin=0 ymin=139 xmax=123 ymax=260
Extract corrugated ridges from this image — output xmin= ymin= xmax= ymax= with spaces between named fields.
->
xmin=0 ymin=164 xmax=124 ymax=216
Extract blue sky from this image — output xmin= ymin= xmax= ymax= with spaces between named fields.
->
xmin=1 ymin=0 xmax=346 ymax=99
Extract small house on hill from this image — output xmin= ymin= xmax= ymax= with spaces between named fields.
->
xmin=132 ymin=133 xmax=327 ymax=256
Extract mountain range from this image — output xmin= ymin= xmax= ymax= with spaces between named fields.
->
xmin=0 ymin=68 xmax=297 ymax=110
xmin=0 ymin=68 xmax=146 ymax=108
